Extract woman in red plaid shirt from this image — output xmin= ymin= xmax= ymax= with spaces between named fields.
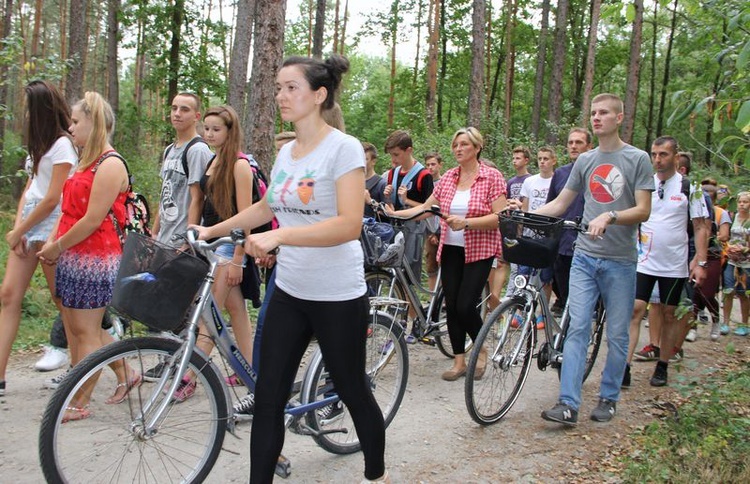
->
xmin=391 ymin=127 xmax=507 ymax=381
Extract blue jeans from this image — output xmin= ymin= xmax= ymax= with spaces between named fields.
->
xmin=560 ymin=252 xmax=636 ymax=410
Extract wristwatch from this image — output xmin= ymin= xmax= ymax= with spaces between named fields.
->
xmin=697 ymin=261 xmax=708 ymax=268
xmin=608 ymin=210 xmax=618 ymax=225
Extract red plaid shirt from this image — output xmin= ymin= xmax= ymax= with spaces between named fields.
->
xmin=433 ymin=163 xmax=506 ymax=263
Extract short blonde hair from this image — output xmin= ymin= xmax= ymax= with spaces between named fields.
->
xmin=451 ymin=127 xmax=484 ymax=153
xmin=592 ymin=93 xmax=624 ymax=114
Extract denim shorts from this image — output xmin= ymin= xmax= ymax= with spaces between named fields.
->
xmin=21 ymin=199 xmax=61 ymax=245
xmin=215 ymin=243 xmax=247 ymax=264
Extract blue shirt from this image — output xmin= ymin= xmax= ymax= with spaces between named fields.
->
xmin=546 ymin=162 xmax=584 ymax=256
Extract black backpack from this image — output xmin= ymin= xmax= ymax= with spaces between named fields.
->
xmin=164 ymin=137 xmax=208 ymax=178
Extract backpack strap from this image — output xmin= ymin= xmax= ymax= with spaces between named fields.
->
xmin=389 ymin=162 xmax=425 ymax=205
xmin=164 ymin=136 xmax=207 ymax=178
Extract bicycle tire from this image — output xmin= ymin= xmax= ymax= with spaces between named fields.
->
xmin=465 ymin=298 xmax=535 ymax=425
xmin=39 ymin=337 xmax=228 ymax=484
xmin=434 ymin=284 xmax=486 ymax=358
xmin=302 ymin=312 xmax=408 ymax=454
xmin=556 ymin=302 xmax=606 ymax=382
xmin=364 ymin=269 xmax=406 ymax=301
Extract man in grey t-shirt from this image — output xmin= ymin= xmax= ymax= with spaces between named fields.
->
xmin=153 ymin=92 xmax=213 ymax=248
xmin=535 ymin=94 xmax=653 ymax=426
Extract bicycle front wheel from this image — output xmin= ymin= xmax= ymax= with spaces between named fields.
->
xmin=39 ymin=337 xmax=228 ymax=484
xmin=465 ymin=298 xmax=535 ymax=425
xmin=303 ymin=312 xmax=409 ymax=454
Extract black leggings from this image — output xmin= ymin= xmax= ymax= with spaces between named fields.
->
xmin=440 ymin=245 xmax=494 ymax=355
xmin=249 ymin=288 xmax=385 ymax=483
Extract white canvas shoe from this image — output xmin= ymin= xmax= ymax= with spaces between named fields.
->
xmin=35 ymin=346 xmax=69 ymax=372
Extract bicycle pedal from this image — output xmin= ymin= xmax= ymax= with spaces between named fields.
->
xmin=419 ymin=337 xmax=436 ymax=346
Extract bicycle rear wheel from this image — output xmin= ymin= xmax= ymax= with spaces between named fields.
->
xmin=364 ymin=269 xmax=406 ymax=300
xmin=39 ymin=337 xmax=228 ymax=484
xmin=556 ymin=301 xmax=605 ymax=382
xmin=302 ymin=312 xmax=408 ymax=454
xmin=465 ymin=298 xmax=535 ymax=425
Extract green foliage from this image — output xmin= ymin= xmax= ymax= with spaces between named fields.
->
xmin=622 ymin=363 xmax=750 ymax=482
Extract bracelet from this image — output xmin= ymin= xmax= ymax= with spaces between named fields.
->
xmin=230 ymin=261 xmax=246 ymax=268
xmin=57 ymin=239 xmax=64 ymax=253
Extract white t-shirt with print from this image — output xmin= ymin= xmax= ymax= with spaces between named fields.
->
xmin=637 ymin=173 xmax=709 ymax=277
xmin=24 ymin=136 xmax=78 ymax=202
xmin=519 ymin=173 xmax=553 ymax=211
xmin=268 ymin=129 xmax=366 ymax=301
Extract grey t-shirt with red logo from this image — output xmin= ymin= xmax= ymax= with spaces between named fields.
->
xmin=565 ymin=144 xmax=653 ymax=262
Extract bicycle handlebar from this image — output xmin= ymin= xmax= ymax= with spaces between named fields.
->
xmin=369 ymin=200 xmax=443 ymax=220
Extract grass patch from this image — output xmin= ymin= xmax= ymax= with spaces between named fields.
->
xmin=622 ymin=361 xmax=750 ymax=482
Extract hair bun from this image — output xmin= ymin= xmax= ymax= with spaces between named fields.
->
xmin=324 ymin=54 xmax=350 ymax=89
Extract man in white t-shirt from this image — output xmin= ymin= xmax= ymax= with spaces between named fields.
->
xmin=512 ymin=147 xmax=557 ymax=307
xmin=625 ymin=136 xmax=709 ymax=388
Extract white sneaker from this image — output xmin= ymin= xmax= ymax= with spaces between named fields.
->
xmin=34 ymin=346 xmax=69 ymax=372
xmin=710 ymin=322 xmax=721 ymax=341
xmin=685 ymin=328 xmax=698 ymax=342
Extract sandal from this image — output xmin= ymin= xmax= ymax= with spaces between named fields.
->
xmin=224 ymin=374 xmax=244 ymax=387
xmin=105 ymin=373 xmax=143 ymax=405
xmin=62 ymin=405 xmax=91 ymax=423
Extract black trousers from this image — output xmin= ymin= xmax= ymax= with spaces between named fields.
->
xmin=440 ymin=245 xmax=493 ymax=355
xmin=249 ymin=288 xmax=385 ymax=483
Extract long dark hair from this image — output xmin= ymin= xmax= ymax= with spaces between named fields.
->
xmin=281 ymin=54 xmax=350 ymax=110
xmin=204 ymin=105 xmax=243 ymax=221
xmin=25 ymin=80 xmax=71 ymax=175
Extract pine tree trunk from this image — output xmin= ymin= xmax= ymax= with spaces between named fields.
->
xmin=167 ymin=0 xmax=185 ymax=110
xmin=645 ymin=1 xmax=658 ymax=150
xmin=580 ymin=0 xmax=601 ymax=126
xmin=333 ymin=0 xmax=340 ymax=54
xmin=312 ymin=0 xmax=325 ymax=58
xmin=656 ymin=0 xmax=678 ymax=137
xmin=467 ymin=0 xmax=486 ymax=128
xmin=413 ymin=0 xmax=423 ymax=87
xmin=65 ymin=0 xmax=88 ymax=103
xmin=106 ymin=0 xmax=120 ymax=116
xmin=436 ymin=0 xmax=446 ymax=129
xmin=546 ymin=0 xmax=568 ymax=144
xmin=425 ymin=0 xmax=440 ymax=131
xmin=228 ymin=0 xmax=255 ymax=117
xmin=622 ymin=0 xmax=644 ymax=144
xmin=0 ymin=0 xmax=13 ymax=175
xmin=387 ymin=0 xmax=398 ymax=129
xmin=503 ymin=0 xmax=517 ymax=140
xmin=340 ymin=0 xmax=348 ymax=54
xmin=531 ymin=0 xmax=550 ymax=141
xmin=31 ymin=0 xmax=42 ymax=62
xmin=245 ymin=0 xmax=286 ymax=172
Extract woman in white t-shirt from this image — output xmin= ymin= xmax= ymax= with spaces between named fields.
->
xmin=196 ymin=55 xmax=389 ymax=483
xmin=0 ymin=81 xmax=77 ymax=395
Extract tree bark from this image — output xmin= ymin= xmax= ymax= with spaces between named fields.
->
xmin=245 ymin=0 xmax=286 ymax=172
xmin=65 ymin=0 xmax=88 ymax=103
xmin=644 ymin=1 xmax=658 ymax=150
xmin=656 ymin=0 xmax=678 ymax=137
xmin=413 ymin=0 xmax=423 ymax=87
xmin=228 ymin=0 xmax=255 ymax=117
xmin=546 ymin=0 xmax=568 ymax=144
xmin=333 ymin=0 xmax=340 ymax=54
xmin=106 ymin=0 xmax=120 ymax=115
xmin=312 ymin=0 xmax=326 ymax=58
xmin=467 ymin=0 xmax=486 ymax=128
xmin=167 ymin=0 xmax=185 ymax=109
xmin=503 ymin=0 xmax=517 ymax=140
xmin=0 ymin=0 xmax=13 ymax=175
xmin=425 ymin=0 xmax=440 ymax=131
xmin=531 ymin=0 xmax=551 ymax=141
xmin=387 ymin=0 xmax=399 ymax=129
xmin=340 ymin=0 xmax=348 ymax=55
xmin=30 ymin=0 xmax=42 ymax=62
xmin=580 ymin=0 xmax=601 ymax=126
xmin=622 ymin=0 xmax=644 ymax=144
xmin=436 ymin=0 xmax=446 ymax=129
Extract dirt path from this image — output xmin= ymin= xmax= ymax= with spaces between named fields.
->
xmin=2 ymin=323 xmax=747 ymax=483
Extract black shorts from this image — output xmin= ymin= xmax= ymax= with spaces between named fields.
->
xmin=635 ymin=272 xmax=686 ymax=306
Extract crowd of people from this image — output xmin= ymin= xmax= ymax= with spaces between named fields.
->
xmin=0 ymin=53 xmax=749 ymax=481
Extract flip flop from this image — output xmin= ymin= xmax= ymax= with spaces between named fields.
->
xmin=105 ymin=373 xmax=143 ymax=405
xmin=62 ymin=405 xmax=91 ymax=423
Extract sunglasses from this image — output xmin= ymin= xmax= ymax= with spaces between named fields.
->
xmin=658 ymin=180 xmax=665 ymax=200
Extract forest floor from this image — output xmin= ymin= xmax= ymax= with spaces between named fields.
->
xmin=1 ymin=316 xmax=748 ymax=483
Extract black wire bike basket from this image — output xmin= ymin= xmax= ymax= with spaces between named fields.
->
xmin=111 ymin=233 xmax=208 ymax=332
xmin=360 ymin=217 xmax=398 ymax=267
xmin=499 ymin=211 xmax=564 ymax=268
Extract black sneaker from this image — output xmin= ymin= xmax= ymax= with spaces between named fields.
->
xmin=318 ymin=401 xmax=345 ymax=425
xmin=541 ymin=402 xmax=578 ymax=426
xmin=233 ymin=393 xmax=255 ymax=422
xmin=590 ymin=398 xmax=617 ymax=422
xmin=0 ymin=379 xmax=5 ymax=397
xmin=143 ymin=361 xmax=168 ymax=382
xmin=622 ymin=364 xmax=631 ymax=388
xmin=650 ymin=361 xmax=668 ymax=387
